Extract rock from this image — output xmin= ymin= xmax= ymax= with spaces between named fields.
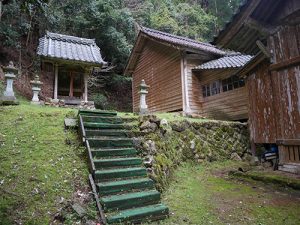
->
xmin=143 ymin=140 xmax=156 ymax=154
xmin=64 ymin=118 xmax=77 ymax=129
xmin=144 ymin=155 xmax=154 ymax=167
xmin=197 ymin=159 xmax=204 ymax=163
xmin=160 ymin=118 xmax=168 ymax=127
xmin=262 ymin=161 xmax=272 ymax=168
xmin=190 ymin=140 xmax=195 ymax=150
xmin=242 ymin=152 xmax=252 ymax=161
xmin=72 ymin=203 xmax=86 ymax=217
xmin=132 ymin=137 xmax=143 ymax=149
xmin=51 ymin=99 xmax=59 ymax=104
xmin=199 ymin=153 xmax=206 ymax=159
xmin=194 ymin=154 xmax=200 ymax=159
xmin=171 ymin=122 xmax=188 ymax=132
xmin=230 ymin=152 xmax=242 ymax=161
xmin=140 ymin=121 xmax=157 ymax=133
xmin=249 ymin=156 xmax=260 ymax=166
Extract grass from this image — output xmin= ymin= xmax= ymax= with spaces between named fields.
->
xmin=146 ymin=161 xmax=300 ymax=225
xmin=1 ymin=100 xmax=299 ymax=225
xmin=118 ymin=112 xmax=213 ymax=123
xmin=0 ymin=102 xmax=93 ymax=224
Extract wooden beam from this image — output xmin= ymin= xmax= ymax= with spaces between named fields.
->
xmin=270 ymin=56 xmax=300 ymax=71
xmin=216 ymin=0 xmax=262 ymax=46
xmin=256 ymin=40 xmax=272 ymax=62
xmin=245 ymin=17 xmax=276 ymax=36
xmin=69 ymin=71 xmax=74 ymax=97
xmin=54 ymin=63 xmax=58 ymax=99
xmin=277 ymin=139 xmax=300 ymax=146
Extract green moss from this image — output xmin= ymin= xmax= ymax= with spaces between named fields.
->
xmin=146 ymin=161 xmax=300 ymax=225
xmin=0 ymin=103 xmax=91 ymax=223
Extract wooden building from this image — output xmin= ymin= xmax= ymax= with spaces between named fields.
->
xmin=125 ymin=27 xmax=253 ymax=121
xmin=37 ymin=32 xmax=106 ymax=103
xmin=125 ymin=27 xmax=228 ymax=114
xmin=193 ymin=54 xmax=252 ymax=120
xmin=213 ymin=0 xmax=300 ymax=172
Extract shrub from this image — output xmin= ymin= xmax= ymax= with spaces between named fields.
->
xmin=90 ymin=93 xmax=109 ymax=110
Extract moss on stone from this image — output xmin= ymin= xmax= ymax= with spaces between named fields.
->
xmin=128 ymin=116 xmax=250 ymax=190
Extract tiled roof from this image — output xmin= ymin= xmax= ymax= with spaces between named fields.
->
xmin=193 ymin=54 xmax=253 ymax=70
xmin=37 ymin=31 xmax=105 ymax=65
xmin=141 ymin=27 xmax=226 ymax=56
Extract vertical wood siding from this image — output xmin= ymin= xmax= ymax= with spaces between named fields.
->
xmin=248 ymin=23 xmax=300 ymax=143
xmin=132 ymin=40 xmax=182 ymax=112
xmin=193 ymin=68 xmax=249 ymax=120
xmin=186 ymin=59 xmax=204 ymax=113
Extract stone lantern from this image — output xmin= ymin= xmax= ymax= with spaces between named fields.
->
xmin=1 ymin=61 xmax=19 ymax=105
xmin=30 ymin=74 xmax=43 ymax=104
xmin=139 ymin=79 xmax=149 ymax=114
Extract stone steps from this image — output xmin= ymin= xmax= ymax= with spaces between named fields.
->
xmin=91 ymin=147 xmax=137 ymax=158
xmin=78 ymin=109 xmax=169 ymax=224
xmin=107 ymin=204 xmax=169 ymax=224
xmin=100 ymin=190 xmax=161 ymax=211
xmin=81 ymin=115 xmax=123 ymax=124
xmin=88 ymin=137 xmax=134 ymax=148
xmin=94 ymin=167 xmax=147 ymax=181
xmin=97 ymin=177 xmax=155 ymax=196
xmin=93 ymin=157 xmax=142 ymax=169
xmin=85 ymin=129 xmax=129 ymax=137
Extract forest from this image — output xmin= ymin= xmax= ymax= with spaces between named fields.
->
xmin=0 ymin=0 xmax=243 ymax=110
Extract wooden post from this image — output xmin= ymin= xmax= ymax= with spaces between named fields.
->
xmin=84 ymin=71 xmax=88 ymax=102
xmin=69 ymin=71 xmax=74 ymax=97
xmin=54 ymin=63 xmax=58 ymax=100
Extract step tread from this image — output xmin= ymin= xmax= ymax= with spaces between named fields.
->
xmin=107 ymin=203 xmax=168 ymax=223
xmin=101 ymin=190 xmax=160 ymax=203
xmin=87 ymin=137 xmax=132 ymax=140
xmin=94 ymin=157 xmax=141 ymax=162
xmin=91 ymin=147 xmax=136 ymax=151
xmin=79 ymin=109 xmax=117 ymax=115
xmin=98 ymin=177 xmax=153 ymax=188
xmin=95 ymin=167 xmax=146 ymax=174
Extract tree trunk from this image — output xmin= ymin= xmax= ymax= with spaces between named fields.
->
xmin=0 ymin=0 xmax=2 ymax=21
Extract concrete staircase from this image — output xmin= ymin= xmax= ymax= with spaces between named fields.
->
xmin=78 ymin=109 xmax=169 ymax=224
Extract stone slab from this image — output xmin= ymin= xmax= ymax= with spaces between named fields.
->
xmin=64 ymin=118 xmax=78 ymax=129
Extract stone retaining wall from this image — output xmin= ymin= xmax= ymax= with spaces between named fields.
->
xmin=132 ymin=115 xmax=251 ymax=191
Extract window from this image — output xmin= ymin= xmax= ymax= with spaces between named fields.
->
xmin=202 ymin=75 xmax=245 ymax=98
xmin=222 ymin=75 xmax=245 ymax=92
xmin=202 ymin=84 xmax=211 ymax=97
xmin=202 ymin=81 xmax=220 ymax=98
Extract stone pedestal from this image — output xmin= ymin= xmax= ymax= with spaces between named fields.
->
xmin=1 ymin=61 xmax=19 ymax=105
xmin=139 ymin=79 xmax=149 ymax=115
xmin=30 ymin=74 xmax=43 ymax=105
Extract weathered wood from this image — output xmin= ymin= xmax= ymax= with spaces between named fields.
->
xmin=277 ymin=139 xmax=300 ymax=146
xmin=192 ymin=68 xmax=249 ymax=120
xmin=269 ymin=56 xmax=300 ymax=71
xmin=132 ymin=39 xmax=182 ymax=112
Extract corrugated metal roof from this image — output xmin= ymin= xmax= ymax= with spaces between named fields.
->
xmin=193 ymin=54 xmax=253 ymax=70
xmin=37 ymin=31 xmax=105 ymax=65
xmin=141 ymin=27 xmax=227 ymax=56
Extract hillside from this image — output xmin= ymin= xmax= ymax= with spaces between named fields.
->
xmin=0 ymin=101 xmax=96 ymax=224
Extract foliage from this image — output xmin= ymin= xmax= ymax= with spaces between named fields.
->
xmin=90 ymin=93 xmax=109 ymax=110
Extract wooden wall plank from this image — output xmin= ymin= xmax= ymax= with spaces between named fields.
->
xmin=192 ymin=68 xmax=249 ymax=120
xmin=132 ymin=40 xmax=182 ymax=112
